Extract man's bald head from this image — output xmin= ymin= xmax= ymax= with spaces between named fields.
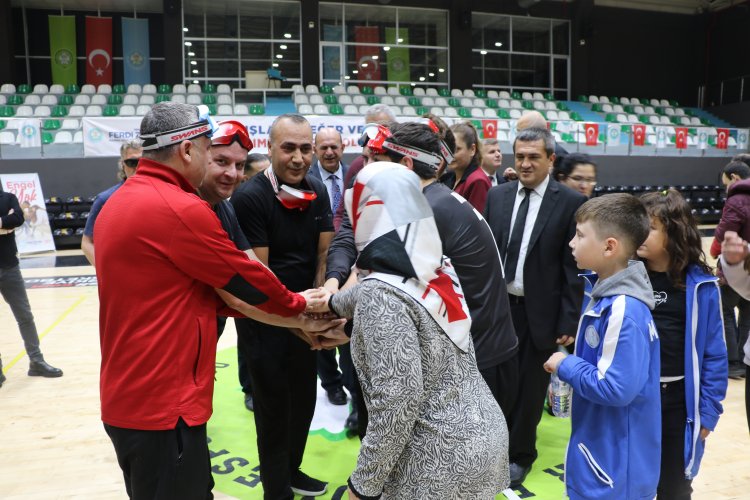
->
xmin=516 ymin=111 xmax=548 ymax=131
xmin=315 ymin=127 xmax=345 ymax=174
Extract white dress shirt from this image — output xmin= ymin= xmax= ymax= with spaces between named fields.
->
xmin=482 ymin=167 xmax=498 ymax=186
xmin=316 ymin=161 xmax=344 ymax=212
xmin=506 ymin=175 xmax=550 ymax=296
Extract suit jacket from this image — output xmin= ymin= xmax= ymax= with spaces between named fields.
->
xmin=484 ymin=176 xmax=586 ymax=350
xmin=310 ymin=160 xmax=349 ymax=231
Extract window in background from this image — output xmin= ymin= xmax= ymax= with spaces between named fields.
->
xmin=182 ymin=0 xmax=300 ymax=88
xmin=319 ymin=2 xmax=449 ymax=91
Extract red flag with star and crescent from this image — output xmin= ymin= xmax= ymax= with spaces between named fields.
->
xmin=633 ymin=124 xmax=646 ymax=146
xmin=584 ymin=123 xmax=598 ymax=146
xmin=675 ymin=127 xmax=688 ymax=149
xmin=716 ymin=128 xmax=729 ymax=150
xmin=85 ymin=16 xmax=112 ymax=86
xmin=482 ymin=119 xmax=497 ymax=139
xmin=355 ymin=26 xmax=381 ymax=82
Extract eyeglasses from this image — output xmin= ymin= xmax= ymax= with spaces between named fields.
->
xmin=568 ymin=175 xmax=597 ymax=186
xmin=211 ymin=120 xmax=253 ymax=151
xmin=122 ymin=158 xmax=139 ymax=168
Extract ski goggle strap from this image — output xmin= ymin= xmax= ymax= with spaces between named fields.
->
xmin=363 ymin=124 xmax=443 ymax=170
xmin=263 ymin=167 xmax=317 ymax=211
xmin=414 ymin=117 xmax=455 ymax=165
xmin=141 ymin=105 xmax=218 ymax=151
xmin=211 ymin=120 xmax=253 ymax=151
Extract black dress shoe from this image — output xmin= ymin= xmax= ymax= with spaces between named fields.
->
xmin=345 ymin=409 xmax=358 ymax=434
xmin=244 ymin=393 xmax=254 ymax=412
xmin=509 ymin=462 xmax=531 ymax=489
xmin=327 ymin=387 xmax=347 ymax=405
xmin=28 ymin=360 xmax=63 ymax=378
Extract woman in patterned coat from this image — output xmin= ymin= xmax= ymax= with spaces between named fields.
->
xmin=328 ymin=162 xmax=509 ymax=500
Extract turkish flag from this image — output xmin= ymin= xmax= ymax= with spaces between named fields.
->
xmin=482 ymin=119 xmax=497 ymax=139
xmin=633 ymin=124 xmax=646 ymax=146
xmin=716 ymin=128 xmax=729 ymax=149
xmin=355 ymin=27 xmax=381 ymax=82
xmin=584 ymin=123 xmax=598 ymax=146
xmin=675 ymin=127 xmax=688 ymax=149
xmin=86 ymin=16 xmax=112 ymax=85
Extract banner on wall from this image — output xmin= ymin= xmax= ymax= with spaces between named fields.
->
xmin=48 ymin=16 xmax=77 ymax=86
xmin=122 ymin=17 xmax=151 ymax=86
xmin=355 ymin=26 xmax=381 ymax=82
xmin=0 ymin=174 xmax=55 ymax=254
xmin=82 ymin=116 xmax=375 ymax=157
xmin=322 ymin=26 xmax=342 ymax=82
xmin=86 ymin=16 xmax=113 ymax=86
xmin=385 ymin=27 xmax=410 ymax=84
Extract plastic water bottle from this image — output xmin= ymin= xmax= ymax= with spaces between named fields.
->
xmin=549 ymin=372 xmax=572 ymax=418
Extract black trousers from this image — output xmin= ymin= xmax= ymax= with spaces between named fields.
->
xmin=317 ymin=343 xmax=356 ymax=395
xmin=236 ymin=319 xmax=318 ymax=500
xmin=507 ymin=301 xmax=554 ymax=467
xmin=217 ymin=316 xmax=252 ymax=393
xmin=479 ymin=354 xmax=520 ymax=425
xmin=721 ymin=284 xmax=750 ymax=364
xmin=104 ymin=418 xmax=213 ymax=500
xmin=657 ymin=379 xmax=693 ymax=499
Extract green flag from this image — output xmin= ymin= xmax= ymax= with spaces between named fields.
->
xmin=49 ymin=16 xmax=77 ymax=86
xmin=385 ymin=28 xmax=410 ymax=86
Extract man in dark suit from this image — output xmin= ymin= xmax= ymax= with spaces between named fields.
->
xmin=484 ymin=127 xmax=586 ymax=489
xmin=309 ymin=127 xmax=353 ymax=409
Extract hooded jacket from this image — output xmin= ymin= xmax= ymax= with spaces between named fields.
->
xmin=710 ymin=177 xmax=750 ymax=257
xmin=558 ymin=261 xmax=661 ymax=500
xmin=680 ymin=265 xmax=727 ymax=479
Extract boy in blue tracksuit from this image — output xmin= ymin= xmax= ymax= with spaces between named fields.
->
xmin=545 ymin=193 xmax=661 ymax=500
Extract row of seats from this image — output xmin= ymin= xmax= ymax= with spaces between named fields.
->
xmin=0 ymin=93 xmax=234 ymax=107
xmin=0 ymin=102 xmax=264 ymax=118
xmin=294 ymin=103 xmax=579 ymax=120
xmin=295 ymin=93 xmax=568 ymax=111
xmin=294 ymin=84 xmax=555 ymax=102
xmin=0 ymin=129 xmax=82 ymax=145
xmin=0 ymin=83 xmax=231 ymax=96
xmin=582 ymin=95 xmax=679 ymax=108
xmin=593 ymin=185 xmax=725 ymax=223
xmin=593 ymin=103 xmax=688 ymax=117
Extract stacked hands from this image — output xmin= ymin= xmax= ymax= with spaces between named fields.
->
xmin=215 ymin=286 xmax=349 ymax=351
xmin=296 ymin=287 xmax=349 ymax=350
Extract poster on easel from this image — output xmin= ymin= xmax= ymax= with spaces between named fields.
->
xmin=0 ymin=173 xmax=55 ymax=254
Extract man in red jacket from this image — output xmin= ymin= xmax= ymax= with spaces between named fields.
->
xmin=95 ymin=103 xmax=338 ymax=499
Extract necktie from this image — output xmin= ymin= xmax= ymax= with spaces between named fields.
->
xmin=490 ymin=174 xmax=498 ymax=186
xmin=329 ymin=174 xmax=342 ymax=215
xmin=504 ymin=187 xmax=533 ymax=283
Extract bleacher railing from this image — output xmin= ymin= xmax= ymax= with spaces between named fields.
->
xmin=0 ymin=116 xmax=746 ymax=157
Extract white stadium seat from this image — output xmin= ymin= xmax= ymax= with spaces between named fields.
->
xmin=123 ymin=94 xmax=138 ymax=105
xmin=97 ymin=84 xmax=112 ymax=94
xmin=484 ymin=108 xmax=496 ymax=118
xmin=83 ymin=105 xmax=100 ymax=116
xmin=401 ymin=106 xmax=417 ymax=117
xmin=343 ymin=105 xmax=359 ymax=115
xmin=298 ymin=104 xmax=313 ymax=114
xmin=15 ymin=105 xmax=33 ymax=116
xmin=499 ymin=91 xmax=511 ymax=99
xmin=533 ymin=92 xmax=545 ymax=100
xmin=127 ymin=84 xmax=142 ymax=94
xmin=42 ymin=95 xmax=58 ymax=105
xmin=74 ymin=95 xmax=91 ymax=105
xmin=395 ymin=96 xmax=408 ymax=106
xmin=171 ymin=95 xmax=186 ymax=104
xmin=309 ymin=94 xmax=323 ymax=104
xmin=313 ymin=104 xmax=330 ymax=115
xmin=346 ymin=86 xmax=361 ymax=95
xmin=487 ymin=90 xmax=499 ymax=99
xmin=187 ymin=84 xmax=201 ymax=94
xmin=387 ymin=87 xmax=400 ymax=96
xmin=380 ymin=96 xmax=395 ymax=105
xmin=49 ymin=84 xmax=65 ymax=94
xmin=217 ymin=104 xmax=233 ymax=115
xmin=444 ymin=108 xmax=458 ymax=117
xmin=217 ymin=84 xmax=231 ymax=94
xmin=119 ymin=105 xmax=136 ymax=116
xmin=61 ymin=119 xmax=79 ymax=130
xmin=333 ymin=85 xmax=346 ymax=94
xmin=470 ymin=108 xmax=484 ymax=118
xmin=522 ymin=91 xmax=533 ymax=100
xmin=358 ymin=105 xmax=370 ymax=115
xmin=73 ymin=131 xmax=83 ymax=143
xmin=373 ymin=86 xmax=387 ymax=96
xmin=450 ymin=89 xmax=463 ymax=97
xmin=69 ymin=105 xmax=86 ymax=117
xmin=305 ymin=85 xmax=319 ymax=94
xmin=25 ymin=95 xmax=41 ymax=105
xmin=425 ymin=88 xmax=439 ymax=97
xmin=217 ymin=94 xmax=232 ymax=105
xmin=599 ymin=96 xmax=610 ymax=104
xmin=412 ymin=88 xmax=425 ymax=96
xmin=142 ymin=84 xmax=157 ymax=94
xmin=136 ymin=105 xmax=151 ymax=115
xmin=186 ymin=95 xmax=202 ymax=105
xmin=295 ymin=94 xmax=309 ymax=105
xmin=54 ymin=131 xmax=73 ymax=144
xmin=233 ymin=104 xmax=249 ymax=115
xmin=172 ymin=84 xmax=187 ymax=94
xmin=140 ymin=95 xmax=155 ymax=105
xmin=90 ymin=94 xmax=106 ymax=105
xmin=34 ymin=106 xmax=51 ymax=117
xmin=0 ymin=131 xmax=15 ymax=144
xmin=0 ymin=83 xmax=15 ymax=94
xmin=338 ymin=95 xmax=353 ymax=105
xmin=352 ymin=95 xmax=366 ymax=105
xmin=33 ymin=84 xmax=49 ymax=94
xmin=80 ymin=84 xmax=96 ymax=94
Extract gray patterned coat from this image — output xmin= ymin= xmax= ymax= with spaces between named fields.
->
xmin=333 ymin=280 xmax=510 ymax=499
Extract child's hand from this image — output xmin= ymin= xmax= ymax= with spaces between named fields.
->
xmin=700 ymin=427 xmax=711 ymax=441
xmin=544 ymin=352 xmax=567 ymax=374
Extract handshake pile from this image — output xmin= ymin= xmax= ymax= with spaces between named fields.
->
xmin=218 ymin=286 xmax=349 ymax=350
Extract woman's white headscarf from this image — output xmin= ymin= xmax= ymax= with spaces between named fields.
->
xmin=345 ymin=161 xmax=472 ymax=352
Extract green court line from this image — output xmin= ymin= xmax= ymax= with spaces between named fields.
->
xmin=2 ymin=294 xmax=86 ymax=373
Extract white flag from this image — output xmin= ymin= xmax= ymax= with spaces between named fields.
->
xmin=698 ymin=129 xmax=708 ymax=150
xmin=17 ymin=119 xmax=41 ymax=148
xmin=656 ymin=127 xmax=668 ymax=149
xmin=737 ymin=129 xmax=749 ymax=151
xmin=607 ymin=124 xmax=621 ymax=145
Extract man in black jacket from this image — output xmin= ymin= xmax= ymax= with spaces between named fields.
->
xmin=326 ymin=121 xmax=519 ymax=432
xmin=484 ymin=127 xmax=585 ymax=488
xmin=0 ymin=189 xmax=62 ymax=387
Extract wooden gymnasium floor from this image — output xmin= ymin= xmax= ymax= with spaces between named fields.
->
xmin=1 ymin=244 xmax=749 ymax=499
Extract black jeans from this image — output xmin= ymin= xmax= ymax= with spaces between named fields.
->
xmin=479 ymin=354 xmax=519 ymax=424
xmin=657 ymin=379 xmax=693 ymax=500
xmin=104 ymin=418 xmax=214 ymax=500
xmin=0 ymin=264 xmax=42 ymax=361
xmin=721 ymin=284 xmax=750 ymax=364
xmin=237 ymin=320 xmax=317 ymax=500
xmin=317 ymin=343 xmax=356 ymax=396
